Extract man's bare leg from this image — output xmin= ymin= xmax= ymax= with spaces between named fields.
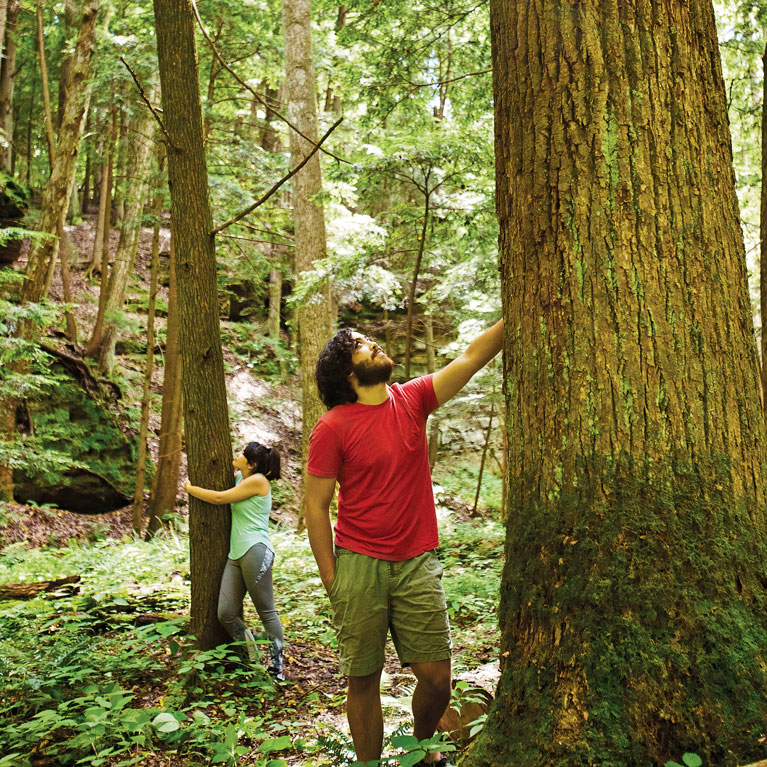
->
xmin=410 ymin=659 xmax=452 ymax=763
xmin=347 ymin=667 xmax=384 ymax=763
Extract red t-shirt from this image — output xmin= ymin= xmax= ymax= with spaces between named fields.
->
xmin=307 ymin=375 xmax=440 ymax=561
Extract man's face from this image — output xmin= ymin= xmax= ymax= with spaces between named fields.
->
xmin=349 ymin=331 xmax=394 ymax=386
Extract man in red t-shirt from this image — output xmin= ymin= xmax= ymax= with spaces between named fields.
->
xmin=306 ymin=320 xmax=503 ymax=766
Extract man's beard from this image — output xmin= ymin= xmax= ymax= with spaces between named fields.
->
xmin=352 ymin=353 xmax=394 ymax=387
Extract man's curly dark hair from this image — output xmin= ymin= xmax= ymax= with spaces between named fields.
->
xmin=315 ymin=328 xmax=358 ymax=409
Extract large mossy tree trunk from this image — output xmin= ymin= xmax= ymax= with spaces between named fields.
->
xmin=22 ymin=0 xmax=99 ymax=304
xmin=282 ymin=0 xmax=333 ymax=528
xmin=470 ymin=3 xmax=767 ymax=766
xmin=153 ymin=0 xmax=231 ymax=649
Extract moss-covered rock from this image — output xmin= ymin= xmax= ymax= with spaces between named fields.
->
xmin=11 ymin=364 xmax=137 ymax=513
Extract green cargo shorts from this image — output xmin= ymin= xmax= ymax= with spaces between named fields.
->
xmin=327 ymin=547 xmax=452 ymax=677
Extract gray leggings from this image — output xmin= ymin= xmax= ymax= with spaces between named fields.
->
xmin=217 ymin=543 xmax=283 ymax=643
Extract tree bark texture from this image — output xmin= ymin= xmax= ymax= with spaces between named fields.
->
xmin=761 ymin=43 xmax=767 ymax=415
xmin=153 ymin=0 xmax=232 ymax=649
xmin=471 ymin=3 xmax=767 ymax=766
xmin=282 ymin=0 xmax=332 ymax=528
xmin=57 ymin=0 xmax=79 ymax=129
xmin=0 ymin=0 xmax=18 ymax=172
xmin=146 ymin=228 xmax=183 ymax=538
xmin=86 ymin=103 xmax=155 ymax=373
xmin=22 ymin=0 xmax=99 ymax=304
xmin=36 ymin=0 xmax=55 ymax=170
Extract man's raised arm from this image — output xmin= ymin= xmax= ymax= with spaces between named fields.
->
xmin=432 ymin=319 xmax=504 ymax=406
xmin=305 ymin=473 xmax=338 ymax=594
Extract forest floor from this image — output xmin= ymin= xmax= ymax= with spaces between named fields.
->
xmin=1 ymin=216 xmax=505 ymax=766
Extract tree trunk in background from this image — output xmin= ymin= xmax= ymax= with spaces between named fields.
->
xmin=0 ymin=0 xmax=18 ymax=172
xmin=471 ymin=3 xmax=767 ymax=765
xmin=134 ymin=155 xmax=165 ymax=535
xmin=22 ymin=0 xmax=99 ymax=304
xmin=58 ymin=220 xmax=78 ymax=342
xmin=85 ymin=103 xmax=155 ymax=373
xmin=283 ymin=0 xmax=332 ymax=529
xmin=57 ymin=0 xmax=79 ymax=129
xmin=268 ymin=266 xmax=283 ymax=339
xmin=146 ymin=228 xmax=183 ymax=538
xmin=0 ymin=406 xmax=13 ymax=500
xmin=153 ymin=0 xmax=232 ymax=650
xmin=0 ymin=1 xmax=8 ymax=70
xmin=35 ymin=0 xmax=55 ymax=170
xmin=111 ymin=106 xmax=128 ymax=225
xmin=404 ymin=187 xmax=429 ymax=379
xmin=425 ymin=314 xmax=439 ymax=468
xmin=259 ymin=84 xmax=282 ymax=152
xmin=87 ymin=105 xmax=116 ymax=280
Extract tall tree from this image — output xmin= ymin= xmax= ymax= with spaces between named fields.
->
xmin=282 ymin=0 xmax=332 ymax=527
xmin=22 ymin=0 xmax=100 ymax=304
xmin=470 ymin=3 xmax=767 ymax=765
xmin=0 ymin=0 xmax=18 ymax=172
xmin=153 ymin=0 xmax=232 ymax=649
xmin=146 ymin=228 xmax=183 ymax=538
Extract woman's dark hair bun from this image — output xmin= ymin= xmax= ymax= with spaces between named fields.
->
xmin=243 ymin=442 xmax=281 ymax=481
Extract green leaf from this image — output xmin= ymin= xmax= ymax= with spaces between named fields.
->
xmin=399 ymin=750 xmax=426 ymax=766
xmin=665 ymin=762 xmax=684 ymax=767
xmin=390 ymin=735 xmax=420 ymax=749
xmin=258 ymin=735 xmax=292 ymax=753
xmin=265 ymin=761 xmax=288 ymax=767
xmin=152 ymin=712 xmax=180 ymax=733
xmin=682 ymin=755 xmax=703 ymax=767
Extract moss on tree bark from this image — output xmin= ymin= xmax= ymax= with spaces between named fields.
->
xmin=469 ymin=2 xmax=767 ymax=765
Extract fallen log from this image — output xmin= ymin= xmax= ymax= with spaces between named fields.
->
xmin=0 ymin=574 xmax=80 ymax=600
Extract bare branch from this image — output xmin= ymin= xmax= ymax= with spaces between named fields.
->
xmin=211 ymin=117 xmax=343 ymax=236
xmin=402 ymin=68 xmax=491 ymax=89
xmin=119 ymin=56 xmax=178 ymax=151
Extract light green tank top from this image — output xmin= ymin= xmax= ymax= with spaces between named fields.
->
xmin=229 ymin=475 xmax=274 ymax=560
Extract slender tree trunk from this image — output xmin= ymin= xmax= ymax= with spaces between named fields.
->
xmin=22 ymin=0 xmax=100 ymax=305
xmin=36 ymin=0 xmax=55 ymax=170
xmin=87 ymin=105 xmax=116 ymax=281
xmin=471 ymin=394 xmax=494 ymax=517
xmin=85 ymin=102 xmax=155 ymax=373
xmin=0 ymin=405 xmax=14 ymax=500
xmin=283 ymin=0 xmax=332 ymax=529
xmin=259 ymin=84 xmax=282 ymax=152
xmin=58 ymin=217 xmax=78 ymax=343
xmin=404 ymin=187 xmax=430 ymax=378
xmin=146 ymin=228 xmax=183 ymax=537
xmin=0 ymin=0 xmax=18 ymax=172
xmin=425 ymin=314 xmax=439 ymax=468
xmin=134 ymin=154 xmax=166 ymax=535
xmin=268 ymin=266 xmax=283 ymax=339
xmin=57 ymin=0 xmax=78 ymax=129
xmin=0 ymin=0 xmax=9 ymax=69
xmin=153 ymin=0 xmax=232 ymax=649
xmin=471 ymin=3 xmax=767 ymax=765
